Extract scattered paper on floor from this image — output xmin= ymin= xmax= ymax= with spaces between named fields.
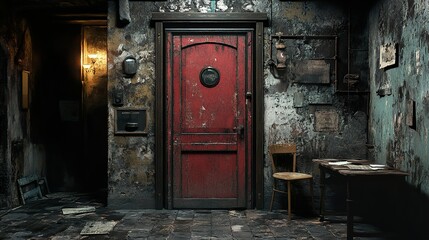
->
xmin=62 ymin=206 xmax=96 ymax=215
xmin=80 ymin=221 xmax=118 ymax=235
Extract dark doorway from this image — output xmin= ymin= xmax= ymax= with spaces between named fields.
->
xmin=31 ymin=21 xmax=107 ymax=198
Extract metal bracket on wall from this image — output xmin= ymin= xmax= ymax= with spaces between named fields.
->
xmin=267 ymin=34 xmax=338 ymax=85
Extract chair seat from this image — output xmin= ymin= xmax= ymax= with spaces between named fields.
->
xmin=268 ymin=143 xmax=314 ymax=219
xmin=273 ymin=172 xmax=313 ymax=181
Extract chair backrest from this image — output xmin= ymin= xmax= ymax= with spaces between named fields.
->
xmin=268 ymin=143 xmax=297 ymax=173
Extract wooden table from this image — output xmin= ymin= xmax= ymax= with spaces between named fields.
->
xmin=312 ymin=158 xmax=409 ymax=240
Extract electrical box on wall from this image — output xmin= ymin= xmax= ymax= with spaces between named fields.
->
xmin=112 ymin=88 xmax=124 ymax=106
xmin=114 ymin=108 xmax=148 ymax=135
xmin=123 ymin=56 xmax=137 ymax=77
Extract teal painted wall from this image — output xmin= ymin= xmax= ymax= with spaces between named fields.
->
xmin=368 ymin=0 xmax=429 ymax=236
xmin=369 ymin=0 xmax=429 ymax=195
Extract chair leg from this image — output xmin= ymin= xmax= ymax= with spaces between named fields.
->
xmin=270 ymin=189 xmax=276 ymax=211
xmin=287 ymin=181 xmax=292 ymax=221
xmin=309 ymin=178 xmax=314 ymax=215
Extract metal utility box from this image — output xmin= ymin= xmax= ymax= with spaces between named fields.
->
xmin=114 ymin=108 xmax=147 ymax=135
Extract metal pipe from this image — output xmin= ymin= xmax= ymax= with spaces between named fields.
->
xmin=270 ymin=35 xmax=337 ymax=40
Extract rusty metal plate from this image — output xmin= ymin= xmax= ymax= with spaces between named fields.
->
xmin=289 ymin=60 xmax=330 ymax=84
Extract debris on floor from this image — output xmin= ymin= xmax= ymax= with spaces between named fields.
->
xmin=17 ymin=175 xmax=44 ymax=204
xmin=80 ymin=221 xmax=117 ymax=235
xmin=62 ymin=206 xmax=96 ymax=215
xmin=0 ymin=192 xmax=403 ymax=239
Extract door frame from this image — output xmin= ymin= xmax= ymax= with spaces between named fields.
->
xmin=0 ymin=44 xmax=9 ymax=207
xmin=152 ymin=12 xmax=267 ymax=209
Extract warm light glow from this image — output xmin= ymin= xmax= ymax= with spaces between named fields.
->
xmin=275 ymin=40 xmax=286 ymax=69
xmin=88 ymin=53 xmax=98 ymax=60
xmin=83 ymin=53 xmax=98 ymax=74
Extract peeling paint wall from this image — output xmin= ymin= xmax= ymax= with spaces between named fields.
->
xmin=107 ymin=1 xmax=369 ymax=210
xmin=265 ymin=1 xmax=369 ymax=211
xmin=0 ymin=6 xmax=46 ymax=207
xmin=107 ymin=2 xmax=157 ymax=209
xmin=368 ymin=0 xmax=429 ymax=236
xmin=369 ymin=0 xmax=429 ymax=191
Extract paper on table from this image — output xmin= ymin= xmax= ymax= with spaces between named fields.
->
xmin=328 ymin=161 xmax=351 ymax=166
xmin=370 ymin=164 xmax=386 ymax=170
xmin=346 ymin=164 xmax=372 ymax=170
xmin=370 ymin=164 xmax=386 ymax=168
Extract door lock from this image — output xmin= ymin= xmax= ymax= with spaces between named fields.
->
xmin=245 ymin=92 xmax=252 ymax=99
xmin=233 ymin=125 xmax=245 ymax=139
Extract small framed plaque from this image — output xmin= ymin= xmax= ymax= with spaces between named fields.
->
xmin=314 ymin=110 xmax=339 ymax=132
xmin=115 ymin=108 xmax=148 ymax=135
xmin=379 ymin=43 xmax=397 ymax=69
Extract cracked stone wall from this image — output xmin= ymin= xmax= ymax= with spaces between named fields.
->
xmin=107 ymin=0 xmax=369 ymax=210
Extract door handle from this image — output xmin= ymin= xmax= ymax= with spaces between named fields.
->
xmin=233 ymin=125 xmax=245 ymax=139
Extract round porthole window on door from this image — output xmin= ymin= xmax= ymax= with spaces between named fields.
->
xmin=200 ymin=67 xmax=220 ymax=88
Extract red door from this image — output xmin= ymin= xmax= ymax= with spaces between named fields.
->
xmin=166 ymin=32 xmax=252 ymax=209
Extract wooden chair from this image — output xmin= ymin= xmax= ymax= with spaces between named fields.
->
xmin=268 ymin=143 xmax=313 ymax=220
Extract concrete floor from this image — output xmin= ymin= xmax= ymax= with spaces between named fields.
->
xmin=0 ymin=192 xmax=398 ymax=239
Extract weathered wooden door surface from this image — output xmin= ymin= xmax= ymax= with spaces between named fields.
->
xmin=166 ymin=32 xmax=252 ymax=209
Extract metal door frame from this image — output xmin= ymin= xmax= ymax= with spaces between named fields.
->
xmin=152 ymin=12 xmax=267 ymax=209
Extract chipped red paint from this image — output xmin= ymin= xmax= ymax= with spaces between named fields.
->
xmin=166 ymin=32 xmax=252 ymax=208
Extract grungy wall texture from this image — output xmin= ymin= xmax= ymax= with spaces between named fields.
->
xmin=0 ymin=9 xmax=46 ymax=207
xmin=107 ymin=2 xmax=157 ymax=209
xmin=368 ymin=0 xmax=429 ymax=236
xmin=107 ymin=0 xmax=369 ymax=210
xmin=264 ymin=1 xmax=368 ymax=211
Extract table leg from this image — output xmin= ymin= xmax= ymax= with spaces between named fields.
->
xmin=319 ymin=165 xmax=326 ymax=221
xmin=346 ymin=177 xmax=353 ymax=240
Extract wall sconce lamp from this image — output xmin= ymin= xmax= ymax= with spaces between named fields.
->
xmin=267 ymin=33 xmax=287 ymax=79
xmin=82 ymin=53 xmax=98 ymax=74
